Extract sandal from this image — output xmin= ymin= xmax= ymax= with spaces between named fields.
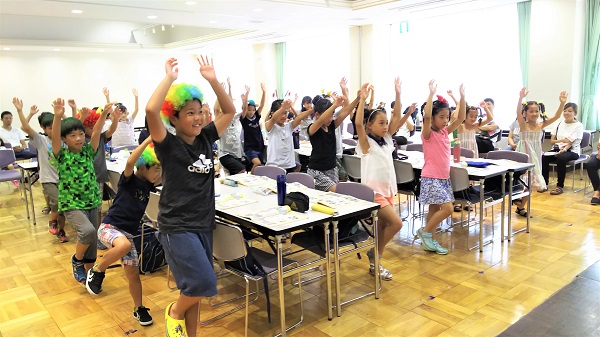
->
xmin=366 ymin=248 xmax=393 ymax=281
xmin=463 ymin=205 xmax=473 ymax=212
xmin=511 ymin=199 xmax=523 ymax=208
xmin=453 ymin=205 xmax=462 ymax=212
xmin=591 ymin=197 xmax=600 ymax=205
xmin=550 ymin=187 xmax=563 ymax=195
xmin=515 ymin=207 xmax=531 ymax=218
xmin=41 ymin=206 xmax=51 ymax=214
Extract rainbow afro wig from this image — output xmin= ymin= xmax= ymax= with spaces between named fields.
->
xmin=80 ymin=107 xmax=102 ymax=128
xmin=135 ymin=142 xmax=160 ymax=168
xmin=160 ymin=83 xmax=203 ymax=124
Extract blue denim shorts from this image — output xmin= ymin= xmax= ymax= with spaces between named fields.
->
xmin=158 ymin=231 xmax=217 ymax=297
xmin=244 ymin=149 xmax=264 ymax=162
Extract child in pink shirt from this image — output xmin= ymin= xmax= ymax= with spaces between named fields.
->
xmin=417 ymin=80 xmax=466 ymax=255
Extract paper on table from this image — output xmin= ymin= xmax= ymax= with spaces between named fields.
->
xmin=236 ymin=205 xmax=308 ymax=224
xmin=216 ymin=193 xmax=258 ymax=209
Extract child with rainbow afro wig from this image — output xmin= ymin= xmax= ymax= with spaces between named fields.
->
xmin=86 ymin=136 xmax=161 ymax=327
xmin=145 ymin=56 xmax=237 ymax=337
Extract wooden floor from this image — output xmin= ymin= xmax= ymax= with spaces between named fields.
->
xmin=0 ymin=174 xmax=598 ymax=337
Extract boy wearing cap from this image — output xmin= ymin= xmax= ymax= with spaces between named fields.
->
xmin=240 ymin=83 xmax=266 ymax=174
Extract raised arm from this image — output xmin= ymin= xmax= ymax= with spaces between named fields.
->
xmin=131 ymin=88 xmax=139 ymax=121
xmin=517 ymin=87 xmax=528 ymax=130
xmin=339 ymin=77 xmax=349 ymax=99
xmin=388 ymin=78 xmax=404 ymax=135
xmin=91 ymin=103 xmax=114 ymax=151
xmin=478 ymin=101 xmax=495 ymax=126
xmin=124 ymin=136 xmax=152 ymax=177
xmin=266 ymin=100 xmax=291 ymax=132
xmin=292 ymin=107 xmax=314 ymax=129
xmin=104 ymin=106 xmax=121 ymax=139
xmin=355 ymin=83 xmax=371 ymax=154
xmin=13 ymin=98 xmax=36 ymax=138
xmin=421 ymin=80 xmax=436 ymax=140
xmin=309 ymin=96 xmax=343 ymax=135
xmin=102 ymin=87 xmax=110 ymax=104
xmin=366 ymin=85 xmax=375 ymax=110
xmin=51 ymin=99 xmax=65 ymax=157
xmin=334 ymin=94 xmax=358 ymax=129
xmin=227 ymin=77 xmax=233 ymax=99
xmin=446 ymin=89 xmax=459 ymax=106
xmin=448 ymin=84 xmax=466 ymax=134
xmin=68 ymin=99 xmax=78 ymax=118
xmin=25 ymin=104 xmax=38 ymax=124
xmin=200 ymin=56 xmax=236 ymax=137
xmin=257 ymin=82 xmax=267 ymax=118
xmin=146 ymin=58 xmax=179 ymax=143
xmin=240 ymin=85 xmax=250 ymax=119
xmin=541 ymin=91 xmax=567 ymax=129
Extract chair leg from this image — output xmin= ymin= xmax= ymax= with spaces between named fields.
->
xmin=244 ymin=277 xmax=250 ymax=337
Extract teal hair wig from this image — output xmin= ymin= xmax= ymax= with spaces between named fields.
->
xmin=160 ymin=83 xmax=203 ymax=124
xmin=60 ymin=117 xmax=85 ymax=138
xmin=135 ymin=142 xmax=160 ymax=168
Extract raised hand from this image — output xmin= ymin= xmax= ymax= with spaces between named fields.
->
xmin=519 ymin=87 xmax=528 ymax=100
xmin=132 ymin=88 xmax=138 ymax=97
xmin=197 ymin=55 xmax=216 ymax=82
xmin=260 ymin=82 xmax=266 ymax=92
xmin=407 ymin=103 xmax=418 ymax=115
xmin=245 ymin=85 xmax=250 ymax=95
xmin=394 ymin=77 xmax=401 ymax=94
xmin=102 ymin=87 xmax=110 ymax=98
xmin=165 ymin=58 xmax=179 ymax=81
xmin=479 ymin=101 xmax=487 ymax=108
xmin=282 ymin=99 xmax=292 ymax=110
xmin=333 ymin=95 xmax=345 ymax=107
xmin=80 ymin=107 xmax=92 ymax=120
xmin=447 ymin=89 xmax=455 ymax=97
xmin=110 ymin=105 xmax=122 ymax=121
xmin=340 ymin=76 xmax=348 ymax=90
xmin=29 ymin=105 xmax=39 ymax=116
xmin=360 ymin=83 xmax=370 ymax=100
xmin=12 ymin=97 xmax=23 ymax=111
xmin=459 ymin=83 xmax=465 ymax=97
xmin=429 ymin=80 xmax=437 ymax=95
xmin=68 ymin=99 xmax=77 ymax=110
xmin=559 ymin=91 xmax=568 ymax=104
xmin=52 ymin=98 xmax=65 ymax=117
xmin=102 ymin=102 xmax=115 ymax=116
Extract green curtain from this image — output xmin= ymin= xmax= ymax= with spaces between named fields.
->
xmin=581 ymin=0 xmax=600 ymax=131
xmin=275 ymin=42 xmax=286 ymax=99
xmin=517 ymin=0 xmax=531 ymax=88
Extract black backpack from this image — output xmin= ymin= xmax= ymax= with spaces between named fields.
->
xmin=133 ymin=224 xmax=167 ymax=274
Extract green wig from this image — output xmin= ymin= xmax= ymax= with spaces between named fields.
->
xmin=135 ymin=142 xmax=160 ymax=168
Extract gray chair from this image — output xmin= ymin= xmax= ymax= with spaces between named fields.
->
xmin=393 ymin=160 xmax=417 ymax=222
xmin=341 ymin=154 xmax=361 ymax=182
xmin=405 ymin=143 xmax=423 ymax=152
xmin=549 ymin=131 xmax=591 ymax=192
xmin=112 ymin=145 xmax=138 ymax=153
xmin=286 ymin=172 xmax=314 ymax=188
xmin=253 ymin=165 xmax=286 ymax=180
xmin=0 ymin=148 xmax=23 ymax=192
xmin=342 ymin=138 xmax=357 ymax=146
xmin=460 ymin=148 xmax=475 ymax=158
xmin=200 ymin=221 xmax=303 ymax=337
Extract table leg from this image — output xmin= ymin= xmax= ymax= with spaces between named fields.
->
xmin=506 ymin=172 xmax=514 ymax=242
xmin=526 ymin=170 xmax=531 ymax=233
xmin=276 ymin=235 xmax=287 ymax=337
xmin=333 ymin=220 xmax=341 ymax=317
xmin=373 ymin=210 xmax=380 ymax=299
xmin=500 ymin=172 xmax=505 ymax=243
xmin=479 ymin=178 xmax=485 ymax=253
xmin=324 ymin=223 xmax=333 ymax=320
xmin=27 ymin=170 xmax=36 ymax=225
xmin=20 ymin=168 xmax=30 ymax=220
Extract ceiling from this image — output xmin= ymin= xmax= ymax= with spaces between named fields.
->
xmin=0 ymin=0 xmax=520 ymax=52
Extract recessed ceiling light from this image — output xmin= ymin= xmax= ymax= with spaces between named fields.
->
xmin=185 ymin=1 xmax=197 ymax=5
xmin=3 ymin=47 xmax=11 ymax=51
xmin=252 ymin=8 xmax=263 ymax=12
xmin=53 ymin=48 xmax=60 ymax=51
xmin=209 ymin=20 xmax=217 ymax=24
xmin=147 ymin=15 xmax=157 ymax=19
xmin=71 ymin=9 xmax=83 ymax=14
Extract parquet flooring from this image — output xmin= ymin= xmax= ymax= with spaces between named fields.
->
xmin=0 ymin=174 xmax=598 ymax=337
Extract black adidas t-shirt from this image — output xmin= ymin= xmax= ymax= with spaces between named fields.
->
xmin=153 ymin=123 xmax=219 ymax=233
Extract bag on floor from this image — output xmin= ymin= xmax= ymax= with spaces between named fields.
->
xmin=133 ymin=224 xmax=167 ymax=274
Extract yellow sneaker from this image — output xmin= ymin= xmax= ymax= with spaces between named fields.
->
xmin=165 ymin=302 xmax=187 ymax=337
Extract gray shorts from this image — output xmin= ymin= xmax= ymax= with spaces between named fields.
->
xmin=64 ymin=208 xmax=99 ymax=263
xmin=336 ymin=157 xmax=348 ymax=181
xmin=308 ymin=167 xmax=339 ymax=192
xmin=41 ymin=183 xmax=59 ymax=213
xmin=158 ymin=231 xmax=217 ymax=297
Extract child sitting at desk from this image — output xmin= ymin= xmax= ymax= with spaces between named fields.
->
xmin=85 ymin=137 xmax=161 ymax=327
xmin=265 ymin=99 xmax=313 ymax=173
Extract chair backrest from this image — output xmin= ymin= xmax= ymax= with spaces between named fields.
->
xmin=485 ymin=150 xmax=530 ymax=163
xmin=145 ymin=192 xmax=160 ymax=224
xmin=286 ymin=172 xmax=315 ymax=188
xmin=335 ymin=181 xmax=375 ymax=202
xmin=0 ymin=148 xmax=17 ymax=168
xmin=450 ymin=166 xmax=471 ymax=192
xmin=346 ymin=122 xmax=354 ymax=136
xmin=342 ymin=138 xmax=357 ymax=146
xmin=253 ymin=165 xmax=286 ymax=180
xmin=393 ymin=160 xmax=414 ymax=185
xmin=405 ymin=143 xmax=423 ymax=152
xmin=460 ymin=148 xmax=475 ymax=158
xmin=581 ymin=131 xmax=591 ymax=150
xmin=213 ymin=222 xmax=247 ymax=261
xmin=341 ymin=154 xmax=361 ymax=181
xmin=27 ymin=141 xmax=38 ymax=155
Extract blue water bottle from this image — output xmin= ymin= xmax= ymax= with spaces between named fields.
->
xmin=276 ymin=174 xmax=286 ymax=206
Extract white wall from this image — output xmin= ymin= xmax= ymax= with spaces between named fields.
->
xmin=529 ymin=0 xmax=585 ymax=129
